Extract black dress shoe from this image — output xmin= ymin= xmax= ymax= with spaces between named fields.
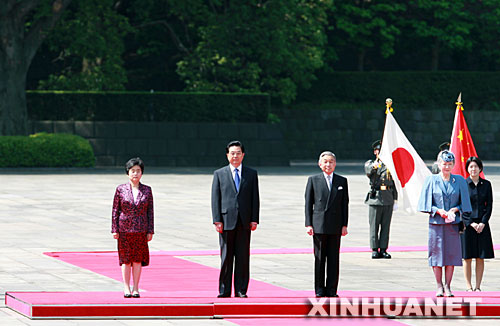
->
xmin=124 ymin=293 xmax=132 ymax=298
xmin=217 ymin=294 xmax=230 ymax=298
xmin=380 ymin=251 xmax=391 ymax=259
xmin=315 ymin=289 xmax=325 ymax=297
xmin=132 ymin=293 xmax=140 ymax=298
xmin=325 ymin=290 xmax=338 ymax=297
xmin=372 ymin=250 xmax=381 ymax=259
xmin=235 ymin=292 xmax=248 ymax=298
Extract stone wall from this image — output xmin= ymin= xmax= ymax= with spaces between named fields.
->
xmin=29 ymin=108 xmax=499 ymax=166
xmin=279 ymin=108 xmax=500 ymax=161
xmin=29 ymin=121 xmax=288 ymax=167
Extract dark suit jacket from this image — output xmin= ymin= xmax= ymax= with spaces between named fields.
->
xmin=305 ymin=173 xmax=349 ymax=235
xmin=464 ymin=177 xmax=493 ymax=225
xmin=211 ymin=165 xmax=260 ymax=230
xmin=112 ymin=183 xmax=154 ymax=234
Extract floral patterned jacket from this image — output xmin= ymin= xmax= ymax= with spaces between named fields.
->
xmin=112 ymin=183 xmax=154 ymax=234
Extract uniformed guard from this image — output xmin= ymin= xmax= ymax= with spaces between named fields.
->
xmin=364 ymin=140 xmax=398 ymax=259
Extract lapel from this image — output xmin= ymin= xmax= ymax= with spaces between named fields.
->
xmin=127 ymin=183 xmax=143 ymax=206
xmin=136 ymin=184 xmax=144 ymax=204
xmin=436 ymin=176 xmax=448 ymax=196
xmin=326 ymin=173 xmax=338 ymax=209
xmin=318 ymin=173 xmax=329 ymax=197
xmin=239 ymin=166 xmax=247 ymax=192
xmin=226 ymin=165 xmax=238 ymax=194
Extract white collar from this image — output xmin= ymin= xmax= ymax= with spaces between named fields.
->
xmin=323 ymin=172 xmax=333 ymax=179
xmin=230 ymin=164 xmax=242 ymax=173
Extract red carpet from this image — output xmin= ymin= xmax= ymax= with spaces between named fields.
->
xmin=5 ymin=248 xmax=500 ymax=321
xmin=227 ymin=318 xmax=405 ymax=325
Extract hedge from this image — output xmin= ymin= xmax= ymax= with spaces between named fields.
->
xmin=0 ymin=133 xmax=95 ymax=167
xmin=296 ymin=71 xmax=500 ymax=111
xmin=27 ymin=91 xmax=270 ymax=122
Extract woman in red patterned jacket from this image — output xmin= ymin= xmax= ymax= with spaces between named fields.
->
xmin=112 ymin=157 xmax=154 ymax=298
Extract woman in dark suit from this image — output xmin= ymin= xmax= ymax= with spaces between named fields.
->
xmin=461 ymin=156 xmax=494 ymax=292
xmin=112 ymin=157 xmax=154 ymax=298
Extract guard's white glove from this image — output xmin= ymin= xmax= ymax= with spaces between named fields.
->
xmin=393 ymin=201 xmax=398 ymax=211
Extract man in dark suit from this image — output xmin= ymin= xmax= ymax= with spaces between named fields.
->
xmin=212 ymin=140 xmax=259 ymax=298
xmin=305 ymin=151 xmax=349 ymax=298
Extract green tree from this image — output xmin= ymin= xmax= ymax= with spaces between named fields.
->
xmin=468 ymin=0 xmax=500 ymax=70
xmin=0 ymin=0 xmax=72 ymax=135
xmin=120 ymin=0 xmax=200 ymax=90
xmin=329 ymin=0 xmax=405 ymax=71
xmin=37 ymin=0 xmax=131 ymax=90
xmin=175 ymin=0 xmax=331 ymax=104
xmin=405 ymin=0 xmax=474 ymax=70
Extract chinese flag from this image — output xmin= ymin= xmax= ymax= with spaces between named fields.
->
xmin=449 ymin=94 xmax=483 ymax=178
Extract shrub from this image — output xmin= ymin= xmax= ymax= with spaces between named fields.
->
xmin=296 ymin=71 xmax=500 ymax=111
xmin=26 ymin=91 xmax=270 ymax=122
xmin=0 ymin=133 xmax=95 ymax=167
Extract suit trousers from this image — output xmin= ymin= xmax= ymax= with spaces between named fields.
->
xmin=313 ymin=233 xmax=341 ymax=296
xmin=218 ymin=219 xmax=251 ymax=296
xmin=368 ymin=205 xmax=393 ymax=250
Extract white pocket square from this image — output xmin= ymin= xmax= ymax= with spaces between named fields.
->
xmin=338 ymin=186 xmax=343 ymax=190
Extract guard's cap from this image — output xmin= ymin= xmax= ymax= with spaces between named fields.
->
xmin=372 ymin=140 xmax=381 ymax=150
xmin=439 ymin=142 xmax=450 ymax=151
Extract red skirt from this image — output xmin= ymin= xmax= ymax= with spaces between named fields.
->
xmin=117 ymin=232 xmax=149 ymax=266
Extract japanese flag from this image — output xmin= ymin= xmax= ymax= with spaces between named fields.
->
xmin=379 ymin=110 xmax=431 ymax=213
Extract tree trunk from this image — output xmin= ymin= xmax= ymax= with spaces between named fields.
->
xmin=0 ymin=17 xmax=29 ymax=135
xmin=0 ymin=0 xmax=72 ymax=135
xmin=357 ymin=49 xmax=366 ymax=72
xmin=430 ymin=38 xmax=440 ymax=71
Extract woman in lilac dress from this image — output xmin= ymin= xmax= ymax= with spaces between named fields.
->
xmin=112 ymin=157 xmax=154 ymax=298
xmin=418 ymin=150 xmax=471 ymax=297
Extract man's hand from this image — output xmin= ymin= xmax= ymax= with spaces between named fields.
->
xmin=250 ymin=222 xmax=258 ymax=231
xmin=477 ymin=223 xmax=485 ymax=233
xmin=306 ymin=226 xmax=314 ymax=236
xmin=214 ymin=222 xmax=223 ymax=233
xmin=112 ymin=233 xmax=119 ymax=239
xmin=341 ymin=226 xmax=348 ymax=236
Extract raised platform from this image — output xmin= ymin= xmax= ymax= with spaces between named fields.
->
xmin=5 ymin=249 xmax=500 ymax=320
xmin=6 ymin=290 xmax=500 ymax=319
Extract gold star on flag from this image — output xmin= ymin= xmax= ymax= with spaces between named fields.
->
xmin=458 ymin=130 xmax=463 ymax=141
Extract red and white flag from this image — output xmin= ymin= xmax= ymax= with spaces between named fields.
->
xmin=379 ymin=110 xmax=431 ymax=213
xmin=450 ymin=94 xmax=483 ymax=178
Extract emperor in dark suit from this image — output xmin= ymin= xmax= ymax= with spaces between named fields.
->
xmin=211 ymin=140 xmax=259 ymax=298
xmin=305 ymin=151 xmax=349 ymax=297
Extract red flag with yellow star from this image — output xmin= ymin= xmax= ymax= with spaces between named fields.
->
xmin=449 ymin=93 xmax=484 ymax=178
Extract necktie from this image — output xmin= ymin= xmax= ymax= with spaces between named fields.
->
xmin=234 ymin=168 xmax=240 ymax=191
xmin=327 ymin=175 xmax=332 ymax=191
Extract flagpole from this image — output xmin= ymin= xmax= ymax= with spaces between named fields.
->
xmin=380 ymin=98 xmax=393 ymax=147
xmin=449 ymin=92 xmax=462 ymax=151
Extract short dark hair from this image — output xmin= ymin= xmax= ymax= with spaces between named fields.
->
xmin=466 ymin=156 xmax=483 ymax=172
xmin=125 ymin=157 xmax=145 ymax=174
xmin=226 ymin=140 xmax=245 ymax=153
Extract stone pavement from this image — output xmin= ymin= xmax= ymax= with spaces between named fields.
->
xmin=1 ymin=162 xmax=500 ymax=325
